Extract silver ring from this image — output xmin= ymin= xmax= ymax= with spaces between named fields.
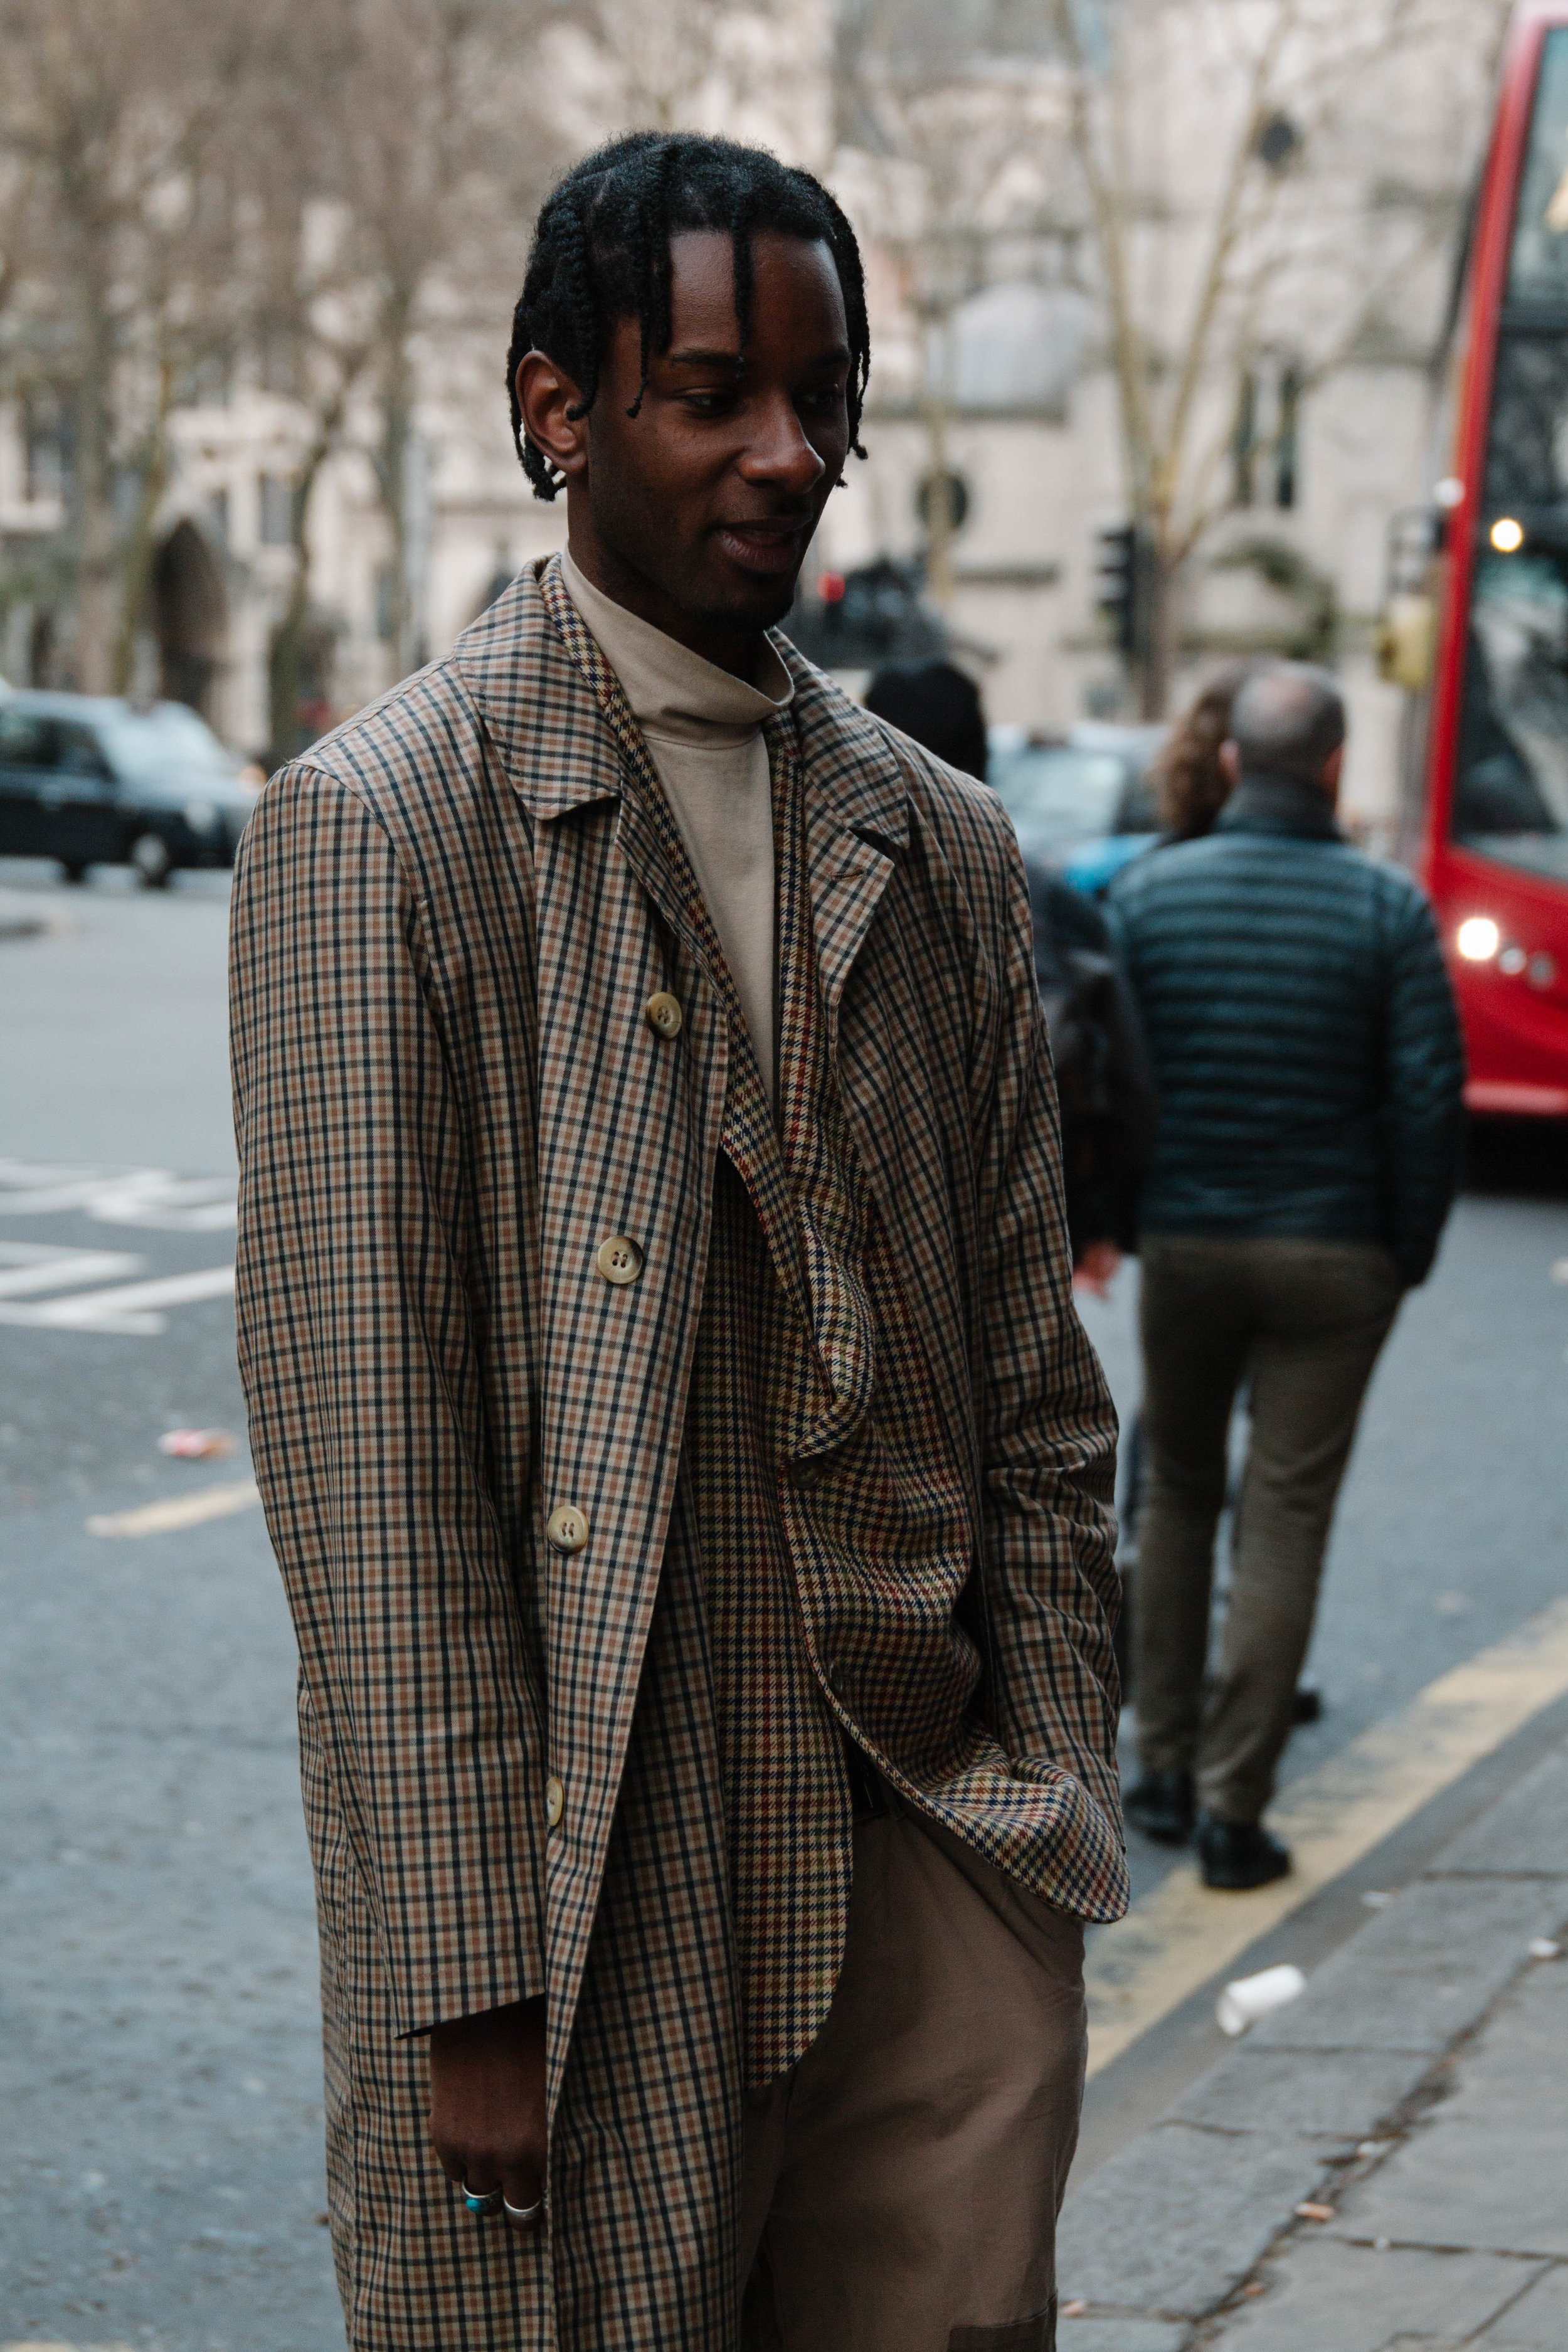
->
xmin=504 ymin=2195 xmax=544 ymax=2225
xmin=463 ymin=2185 xmax=505 ymax=2218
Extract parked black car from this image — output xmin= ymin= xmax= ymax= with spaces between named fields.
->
xmin=0 ymin=692 xmax=259 ymax=886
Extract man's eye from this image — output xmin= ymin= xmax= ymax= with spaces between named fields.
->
xmin=686 ymin=390 xmax=738 ymax=415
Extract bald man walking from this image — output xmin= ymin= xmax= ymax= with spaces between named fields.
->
xmin=1109 ymin=665 xmax=1465 ymax=1889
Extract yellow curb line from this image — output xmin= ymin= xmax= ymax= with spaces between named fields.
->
xmin=86 ymin=1479 xmax=261 ymax=1537
xmin=1087 ymin=1592 xmax=1568 ymax=2077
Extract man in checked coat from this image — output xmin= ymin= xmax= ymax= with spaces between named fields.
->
xmin=231 ymin=132 xmax=1126 ymax=2352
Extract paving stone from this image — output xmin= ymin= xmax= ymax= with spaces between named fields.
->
xmin=1247 ymin=1877 xmax=1568 ymax=2056
xmin=1472 ymin=2260 xmax=1568 ymax=2344
xmin=1057 ymin=2124 xmax=1328 ymax=2318
xmin=1168 ymin=2044 xmax=1423 ymax=2143
xmin=1428 ymin=1949 xmax=1568 ymax=2124
xmin=1434 ymin=1750 xmax=1568 ymax=1878
xmin=1328 ymin=1964 xmax=1568 ymax=2259
xmin=1057 ymin=2323 xmax=1190 ymax=2351
xmin=1207 ymin=2237 xmax=1543 ymax=2351
xmin=1333 ymin=2119 xmax=1568 ymax=2259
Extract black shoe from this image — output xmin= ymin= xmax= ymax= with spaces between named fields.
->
xmin=1124 ymin=1770 xmax=1195 ymax=1846
xmin=1196 ymin=1814 xmax=1291 ymax=1890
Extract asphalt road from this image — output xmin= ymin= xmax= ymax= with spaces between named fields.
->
xmin=2 ymin=854 xmax=1566 ymax=2350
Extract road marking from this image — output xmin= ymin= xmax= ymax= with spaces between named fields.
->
xmin=0 ymin=1242 xmax=146 ymax=1298
xmin=0 ymin=1264 xmax=235 ymax=1335
xmin=87 ymin=1480 xmax=261 ymax=1537
xmin=1086 ymin=1594 xmax=1568 ymax=2076
xmin=0 ymin=1158 xmax=236 ymax=1231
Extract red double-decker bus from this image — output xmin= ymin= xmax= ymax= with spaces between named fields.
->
xmin=1419 ymin=1 xmax=1568 ymax=1116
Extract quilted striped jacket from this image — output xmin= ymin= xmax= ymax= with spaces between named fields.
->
xmin=230 ymin=556 xmax=1125 ymax=2350
xmin=1108 ymin=775 xmax=1466 ymax=1285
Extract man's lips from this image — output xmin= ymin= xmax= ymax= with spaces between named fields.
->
xmin=713 ymin=519 xmax=810 ymax=576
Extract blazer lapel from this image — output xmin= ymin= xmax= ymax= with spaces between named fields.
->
xmin=785 ymin=654 xmax=910 ymax=1041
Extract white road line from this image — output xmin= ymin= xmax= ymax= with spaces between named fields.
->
xmin=0 ymin=1159 xmax=236 ymax=1231
xmin=0 ymin=1264 xmax=235 ymax=1335
xmin=1086 ymin=1594 xmax=1568 ymax=2076
xmin=0 ymin=1243 xmax=146 ymax=1298
xmin=87 ymin=1479 xmax=261 ymax=1537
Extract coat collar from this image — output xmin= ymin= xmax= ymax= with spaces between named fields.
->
xmin=450 ymin=556 xmax=911 ymax=852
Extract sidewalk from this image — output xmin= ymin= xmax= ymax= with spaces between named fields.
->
xmin=1057 ymin=1735 xmax=1568 ymax=2350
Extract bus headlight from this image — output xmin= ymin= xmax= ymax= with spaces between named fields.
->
xmin=1457 ymin=916 xmax=1501 ymax=961
xmin=1490 ymin=517 xmax=1525 ymax=553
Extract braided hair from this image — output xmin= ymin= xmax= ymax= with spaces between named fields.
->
xmin=507 ymin=132 xmax=871 ymax=501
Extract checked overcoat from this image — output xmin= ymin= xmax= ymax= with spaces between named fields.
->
xmin=230 ymin=556 xmax=1127 ymax=2352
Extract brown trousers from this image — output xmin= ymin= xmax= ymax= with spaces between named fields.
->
xmin=740 ymin=1796 xmax=1086 ymax=2351
xmin=1135 ymin=1234 xmax=1402 ymax=1824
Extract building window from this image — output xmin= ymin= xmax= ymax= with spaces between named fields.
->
xmin=23 ymin=395 xmax=68 ymax=503
xmin=1233 ymin=352 xmax=1302 ymax=511
xmin=258 ymin=473 xmax=295 ymax=546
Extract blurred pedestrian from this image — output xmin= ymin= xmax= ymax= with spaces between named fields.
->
xmin=863 ymin=656 xmax=988 ymax=781
xmin=1152 ymin=657 xmax=1270 ymax=843
xmin=866 ymin=660 xmax=1155 ymax=1296
xmin=233 ymin=133 xmax=1123 ymax=2352
xmin=1108 ymin=664 xmax=1465 ymax=1888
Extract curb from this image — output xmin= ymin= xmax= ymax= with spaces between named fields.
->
xmin=1056 ymin=1739 xmax=1568 ymax=2347
xmin=0 ymin=887 xmax=71 ymax=943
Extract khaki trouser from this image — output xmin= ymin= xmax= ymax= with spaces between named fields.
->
xmin=1135 ymin=1234 xmax=1403 ymax=1824
xmin=741 ymin=1798 xmax=1086 ymax=2351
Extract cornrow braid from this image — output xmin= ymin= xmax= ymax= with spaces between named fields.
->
xmin=506 ymin=131 xmax=872 ymax=501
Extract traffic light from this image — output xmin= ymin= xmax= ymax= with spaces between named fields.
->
xmin=1094 ymin=522 xmax=1143 ymax=656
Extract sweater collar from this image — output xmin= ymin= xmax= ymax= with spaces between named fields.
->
xmin=1218 ymin=772 xmax=1342 ymax=840
xmin=558 ymin=546 xmax=792 ymax=748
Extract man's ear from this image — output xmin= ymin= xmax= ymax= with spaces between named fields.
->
xmin=1219 ymin=739 xmax=1242 ymax=785
xmin=517 ymin=351 xmax=591 ymax=487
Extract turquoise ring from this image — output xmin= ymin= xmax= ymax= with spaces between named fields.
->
xmin=463 ymin=2185 xmax=505 ymax=2218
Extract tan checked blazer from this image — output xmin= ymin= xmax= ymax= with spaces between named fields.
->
xmin=231 ymin=558 xmax=1125 ymax=2350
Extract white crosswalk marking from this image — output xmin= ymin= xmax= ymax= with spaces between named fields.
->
xmin=0 ymin=1163 xmax=237 ymax=1334
xmin=0 ymin=1263 xmax=236 ymax=1336
xmin=0 ymin=1158 xmax=236 ymax=1231
xmin=0 ymin=1242 xmax=146 ymax=1298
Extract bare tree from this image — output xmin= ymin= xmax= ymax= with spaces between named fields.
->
xmin=0 ymin=0 xmax=252 ymax=691
xmin=543 ymin=0 xmax=822 ymax=158
xmin=1049 ymin=0 xmax=1515 ymax=712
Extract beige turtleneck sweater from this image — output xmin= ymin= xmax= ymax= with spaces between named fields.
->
xmin=561 ymin=548 xmax=792 ymax=1107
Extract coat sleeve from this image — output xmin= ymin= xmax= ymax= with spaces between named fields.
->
xmin=1381 ymin=882 xmax=1466 ymax=1288
xmin=975 ymin=820 xmax=1128 ymax=1919
xmin=230 ymin=766 xmax=546 ymax=2037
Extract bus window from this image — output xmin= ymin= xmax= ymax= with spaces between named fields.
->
xmin=1454 ymin=26 xmax=1568 ymax=882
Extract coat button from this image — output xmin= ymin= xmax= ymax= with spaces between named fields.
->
xmin=546 ymin=1504 xmax=589 ymax=1554
xmin=544 ymin=1776 xmax=564 ymax=1828
xmin=595 ymin=1234 xmax=643 ymax=1286
xmin=645 ymin=990 xmax=683 ymax=1039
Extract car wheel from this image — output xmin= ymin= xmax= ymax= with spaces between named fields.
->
xmin=129 ymin=832 xmax=172 ymax=889
xmin=60 ymin=861 xmax=89 ymax=886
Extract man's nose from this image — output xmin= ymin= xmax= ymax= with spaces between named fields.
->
xmin=738 ymin=392 xmax=825 ymax=493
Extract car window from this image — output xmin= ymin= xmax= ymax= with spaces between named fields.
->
xmin=56 ymin=721 xmax=111 ymax=778
xmin=97 ymin=704 xmax=238 ymax=785
xmin=1116 ymin=771 xmax=1160 ymax=833
xmin=0 ymin=709 xmax=56 ymax=768
xmin=988 ymin=745 xmax=1128 ymax=839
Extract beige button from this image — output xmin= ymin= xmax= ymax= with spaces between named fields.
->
xmin=546 ymin=1503 xmax=590 ymax=1554
xmin=595 ymin=1234 xmax=643 ymax=1287
xmin=645 ymin=990 xmax=683 ymax=1039
xmin=544 ymin=1775 xmax=564 ymax=1828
